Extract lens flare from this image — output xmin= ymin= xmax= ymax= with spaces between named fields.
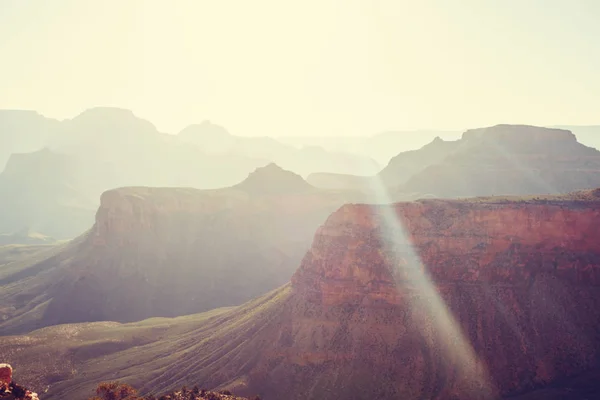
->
xmin=364 ymin=174 xmax=495 ymax=397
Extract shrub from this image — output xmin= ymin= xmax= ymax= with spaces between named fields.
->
xmin=90 ymin=382 xmax=139 ymax=400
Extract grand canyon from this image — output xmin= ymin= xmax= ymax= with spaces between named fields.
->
xmin=2 ymin=3 xmax=600 ymax=399
xmin=2 ymin=120 xmax=600 ymax=400
xmin=2 ymin=188 xmax=600 ymax=399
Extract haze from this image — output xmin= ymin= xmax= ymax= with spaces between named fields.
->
xmin=1 ymin=0 xmax=599 ymax=137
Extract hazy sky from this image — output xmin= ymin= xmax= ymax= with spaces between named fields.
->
xmin=1 ymin=0 xmax=599 ymax=136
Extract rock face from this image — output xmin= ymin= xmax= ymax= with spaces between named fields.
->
xmin=3 ymin=191 xmax=600 ymax=400
xmin=402 ymin=125 xmax=600 ymax=197
xmin=293 ymin=197 xmax=600 ymax=303
xmin=0 ymin=165 xmax=363 ymax=334
xmin=283 ymin=196 xmax=600 ymax=398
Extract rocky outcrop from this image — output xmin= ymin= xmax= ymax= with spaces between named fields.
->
xmin=195 ymin=191 xmax=600 ymax=399
xmin=293 ymin=197 xmax=600 ymax=304
xmin=280 ymin=192 xmax=600 ymax=399
xmin=0 ymin=165 xmax=364 ymax=334
xmin=235 ymin=163 xmax=313 ymax=194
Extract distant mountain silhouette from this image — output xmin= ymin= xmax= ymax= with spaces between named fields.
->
xmin=0 ymin=148 xmax=101 ymax=239
xmin=278 ymin=130 xmax=461 ymax=165
xmin=0 ymin=110 xmax=60 ymax=169
xmin=48 ymin=108 xmax=268 ymax=189
xmin=3 ymin=110 xmax=599 ymax=244
xmin=378 ymin=135 xmax=460 ymax=187
xmin=235 ymin=163 xmax=313 ymax=194
xmin=0 ymin=109 xmax=272 ymax=242
xmin=309 ymin=125 xmax=600 ymax=199
xmin=177 ymin=121 xmax=379 ymax=177
xmin=401 ymin=125 xmax=600 ymax=197
xmin=0 ymin=108 xmax=382 ymax=243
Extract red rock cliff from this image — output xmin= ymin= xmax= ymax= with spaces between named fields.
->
xmin=275 ymin=194 xmax=600 ymax=399
xmin=293 ymin=198 xmax=600 ymax=305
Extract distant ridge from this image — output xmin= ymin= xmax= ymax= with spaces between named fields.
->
xmin=310 ymin=124 xmax=600 ymax=199
xmin=235 ymin=163 xmax=314 ymax=194
xmin=400 ymin=124 xmax=600 ymax=197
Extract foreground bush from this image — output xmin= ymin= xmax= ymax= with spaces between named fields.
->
xmin=89 ymin=382 xmax=259 ymax=400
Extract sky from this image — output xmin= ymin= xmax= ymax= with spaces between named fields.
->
xmin=0 ymin=0 xmax=599 ymax=136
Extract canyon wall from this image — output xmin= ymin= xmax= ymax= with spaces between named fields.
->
xmin=279 ymin=194 xmax=600 ymax=399
xmin=3 ymin=192 xmax=600 ymax=400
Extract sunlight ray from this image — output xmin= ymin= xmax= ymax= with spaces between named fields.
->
xmin=364 ymin=174 xmax=495 ymax=396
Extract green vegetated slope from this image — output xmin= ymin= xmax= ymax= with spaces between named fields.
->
xmin=0 ymin=286 xmax=289 ymax=400
xmin=0 ymin=244 xmax=59 ymax=267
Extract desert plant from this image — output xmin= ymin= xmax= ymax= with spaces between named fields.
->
xmin=90 ymin=382 xmax=139 ymax=400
